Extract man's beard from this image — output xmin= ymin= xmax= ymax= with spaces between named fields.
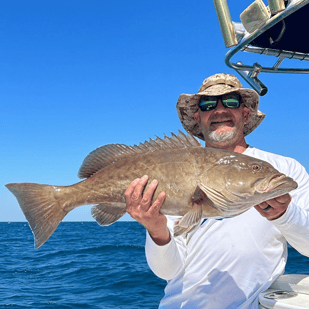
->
xmin=202 ymin=127 xmax=237 ymax=143
xmin=199 ymin=110 xmax=245 ymax=144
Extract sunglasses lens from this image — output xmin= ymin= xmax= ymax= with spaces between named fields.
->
xmin=199 ymin=97 xmax=217 ymax=111
xmin=222 ymin=94 xmax=240 ymax=108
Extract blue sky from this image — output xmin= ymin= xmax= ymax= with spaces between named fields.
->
xmin=1 ymin=0 xmax=308 ymax=222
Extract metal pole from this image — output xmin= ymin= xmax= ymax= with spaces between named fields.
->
xmin=236 ymin=63 xmax=268 ymax=96
xmin=213 ymin=0 xmax=238 ymax=48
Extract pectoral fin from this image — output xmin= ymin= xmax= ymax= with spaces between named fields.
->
xmin=199 ymin=183 xmax=234 ymax=215
xmin=199 ymin=183 xmax=250 ymax=218
xmin=173 ymin=203 xmax=203 ymax=237
xmin=173 ymin=185 xmax=226 ymax=237
xmin=174 ymin=222 xmax=200 ymax=237
xmin=194 ymin=185 xmax=223 ymax=217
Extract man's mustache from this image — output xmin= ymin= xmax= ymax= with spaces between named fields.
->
xmin=209 ymin=111 xmax=235 ymax=123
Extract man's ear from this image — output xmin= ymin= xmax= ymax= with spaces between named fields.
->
xmin=193 ymin=112 xmax=200 ymax=123
xmin=243 ymin=107 xmax=251 ymax=125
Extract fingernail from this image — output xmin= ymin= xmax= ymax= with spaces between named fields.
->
xmin=142 ymin=175 xmax=148 ymax=180
xmin=151 ymin=179 xmax=158 ymax=185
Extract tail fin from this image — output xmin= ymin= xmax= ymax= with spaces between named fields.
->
xmin=5 ymin=183 xmax=68 ymax=249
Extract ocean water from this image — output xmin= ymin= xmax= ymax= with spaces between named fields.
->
xmin=0 ymin=222 xmax=308 ymax=309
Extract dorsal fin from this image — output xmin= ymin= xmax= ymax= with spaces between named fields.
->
xmin=78 ymin=130 xmax=201 ymax=179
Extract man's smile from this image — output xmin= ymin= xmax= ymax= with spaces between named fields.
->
xmin=210 ymin=118 xmax=235 ymax=130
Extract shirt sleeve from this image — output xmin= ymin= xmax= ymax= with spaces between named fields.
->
xmin=145 ymin=215 xmax=186 ymax=280
xmin=271 ymin=159 xmax=309 ymax=257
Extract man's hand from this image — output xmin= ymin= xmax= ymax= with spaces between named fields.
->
xmin=254 ymin=193 xmax=292 ymax=220
xmin=125 ymin=175 xmax=170 ymax=246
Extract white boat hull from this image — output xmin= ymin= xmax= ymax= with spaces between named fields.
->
xmin=259 ymin=274 xmax=309 ymax=308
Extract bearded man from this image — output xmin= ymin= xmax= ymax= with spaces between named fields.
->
xmin=125 ymin=73 xmax=309 ymax=308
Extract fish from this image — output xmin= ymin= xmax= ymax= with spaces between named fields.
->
xmin=6 ymin=131 xmax=298 ymax=249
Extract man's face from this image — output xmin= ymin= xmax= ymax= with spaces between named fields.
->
xmin=193 ymin=96 xmax=251 ymax=148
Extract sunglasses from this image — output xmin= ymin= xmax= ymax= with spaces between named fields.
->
xmin=198 ymin=93 xmax=241 ymax=112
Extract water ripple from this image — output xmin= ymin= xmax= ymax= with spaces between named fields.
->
xmin=1 ymin=222 xmax=307 ymax=308
xmin=0 ymin=222 xmax=165 ymax=308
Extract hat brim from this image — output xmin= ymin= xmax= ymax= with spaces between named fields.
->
xmin=176 ymin=86 xmax=265 ymax=140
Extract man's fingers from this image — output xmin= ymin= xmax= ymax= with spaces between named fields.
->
xmin=125 ymin=178 xmax=139 ymax=196
xmin=130 ymin=175 xmax=149 ymax=202
xmin=266 ymin=194 xmax=291 ymax=208
xmin=139 ymin=179 xmax=160 ymax=210
xmin=125 ymin=176 xmax=160 ymax=213
xmin=124 ymin=178 xmax=140 ymax=209
xmin=254 ymin=204 xmax=277 ymax=220
xmin=149 ymin=191 xmax=166 ymax=214
xmin=254 ymin=205 xmax=269 ymax=215
xmin=275 ymin=193 xmax=291 ymax=204
xmin=266 ymin=198 xmax=280 ymax=209
xmin=255 ymin=193 xmax=291 ymax=220
xmin=258 ymin=201 xmax=269 ymax=209
xmin=254 ymin=202 xmax=272 ymax=215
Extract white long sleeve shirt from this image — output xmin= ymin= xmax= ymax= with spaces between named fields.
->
xmin=145 ymin=147 xmax=309 ymax=308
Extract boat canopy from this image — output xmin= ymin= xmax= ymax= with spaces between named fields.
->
xmin=213 ymin=0 xmax=309 ymax=95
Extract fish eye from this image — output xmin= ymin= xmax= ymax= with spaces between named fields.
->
xmin=251 ymin=164 xmax=261 ymax=171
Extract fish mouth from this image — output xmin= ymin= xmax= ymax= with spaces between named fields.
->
xmin=258 ymin=174 xmax=297 ymax=193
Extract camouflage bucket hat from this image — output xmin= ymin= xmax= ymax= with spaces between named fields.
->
xmin=176 ymin=73 xmax=265 ymax=140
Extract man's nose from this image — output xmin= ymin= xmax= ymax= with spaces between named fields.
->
xmin=215 ymin=99 xmax=225 ymax=111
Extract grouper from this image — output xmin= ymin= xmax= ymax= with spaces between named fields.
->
xmin=5 ymin=131 xmax=298 ymax=248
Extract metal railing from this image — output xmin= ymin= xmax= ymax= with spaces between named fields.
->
xmin=213 ymin=0 xmax=309 ymax=95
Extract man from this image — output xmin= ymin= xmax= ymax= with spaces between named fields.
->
xmin=125 ymin=73 xmax=309 ymax=308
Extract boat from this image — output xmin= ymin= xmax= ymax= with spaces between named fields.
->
xmin=259 ymin=274 xmax=309 ymax=308
xmin=213 ymin=1 xmax=309 ymax=307
xmin=213 ymin=0 xmax=309 ymax=95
